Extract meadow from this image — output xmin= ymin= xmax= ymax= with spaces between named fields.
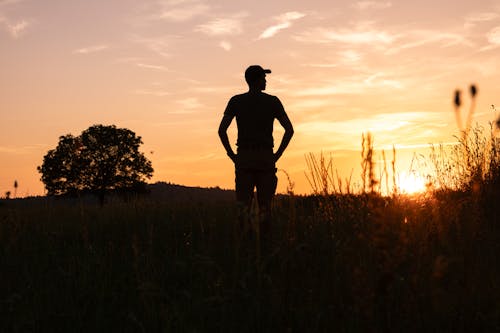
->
xmin=2 ymin=123 xmax=500 ymax=332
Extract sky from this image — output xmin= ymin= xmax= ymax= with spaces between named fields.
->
xmin=1 ymin=0 xmax=500 ymax=197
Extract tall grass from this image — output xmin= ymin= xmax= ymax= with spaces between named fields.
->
xmin=2 ymin=149 xmax=500 ymax=332
xmin=2 ymin=102 xmax=500 ymax=331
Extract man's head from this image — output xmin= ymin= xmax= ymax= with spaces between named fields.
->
xmin=245 ymin=65 xmax=271 ymax=91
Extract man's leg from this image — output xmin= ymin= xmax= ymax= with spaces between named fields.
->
xmin=235 ymin=168 xmax=256 ymax=231
xmin=256 ymin=169 xmax=278 ymax=237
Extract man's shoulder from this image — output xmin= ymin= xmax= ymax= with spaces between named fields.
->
xmin=228 ymin=93 xmax=248 ymax=103
xmin=261 ymin=93 xmax=283 ymax=108
xmin=228 ymin=92 xmax=283 ymax=111
xmin=260 ymin=92 xmax=280 ymax=101
xmin=233 ymin=92 xmax=281 ymax=101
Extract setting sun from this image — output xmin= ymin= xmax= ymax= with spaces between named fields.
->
xmin=397 ymin=171 xmax=428 ymax=194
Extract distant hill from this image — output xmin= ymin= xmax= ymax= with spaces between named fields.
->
xmin=146 ymin=182 xmax=235 ymax=203
xmin=0 ymin=182 xmax=235 ymax=204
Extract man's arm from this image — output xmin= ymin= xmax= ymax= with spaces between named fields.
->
xmin=218 ymin=114 xmax=236 ymax=163
xmin=274 ymin=113 xmax=294 ymax=162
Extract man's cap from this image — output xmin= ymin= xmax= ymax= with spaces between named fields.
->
xmin=245 ymin=65 xmax=271 ymax=83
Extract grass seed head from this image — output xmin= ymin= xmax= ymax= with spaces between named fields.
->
xmin=470 ymin=84 xmax=477 ymax=98
xmin=454 ymin=90 xmax=461 ymax=108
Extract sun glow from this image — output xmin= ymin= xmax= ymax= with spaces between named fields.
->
xmin=398 ymin=171 xmax=427 ymax=194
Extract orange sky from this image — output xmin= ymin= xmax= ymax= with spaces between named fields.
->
xmin=1 ymin=0 xmax=500 ymax=197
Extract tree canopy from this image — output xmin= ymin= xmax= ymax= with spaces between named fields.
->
xmin=38 ymin=125 xmax=153 ymax=197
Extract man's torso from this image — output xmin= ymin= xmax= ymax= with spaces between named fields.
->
xmin=224 ymin=92 xmax=285 ymax=149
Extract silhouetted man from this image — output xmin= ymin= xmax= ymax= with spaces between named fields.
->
xmin=218 ymin=65 xmax=294 ymax=235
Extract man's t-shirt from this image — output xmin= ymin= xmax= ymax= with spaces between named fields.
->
xmin=224 ymin=91 xmax=286 ymax=149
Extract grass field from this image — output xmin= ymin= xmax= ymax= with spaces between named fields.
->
xmin=2 ymin=129 xmax=500 ymax=332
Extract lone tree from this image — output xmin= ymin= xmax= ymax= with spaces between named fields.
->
xmin=38 ymin=125 xmax=153 ymax=200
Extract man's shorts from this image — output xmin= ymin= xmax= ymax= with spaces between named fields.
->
xmin=235 ymin=148 xmax=277 ymax=205
xmin=235 ymin=168 xmax=278 ymax=206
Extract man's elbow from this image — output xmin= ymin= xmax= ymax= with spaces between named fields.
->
xmin=218 ymin=127 xmax=227 ymax=139
xmin=287 ymin=126 xmax=294 ymax=137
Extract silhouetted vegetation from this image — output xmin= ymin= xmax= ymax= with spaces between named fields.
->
xmin=37 ymin=125 xmax=153 ymax=202
xmin=1 ymin=179 xmax=500 ymax=332
xmin=3 ymin=124 xmax=500 ymax=331
xmin=2 ymin=91 xmax=500 ymax=331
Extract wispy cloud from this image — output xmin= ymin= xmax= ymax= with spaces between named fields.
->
xmin=339 ymin=50 xmax=363 ymax=63
xmin=196 ymin=13 xmax=247 ymax=36
xmin=288 ymin=98 xmax=331 ymax=111
xmin=134 ymin=89 xmax=171 ymax=97
xmin=4 ymin=18 xmax=28 ymax=38
xmin=296 ymin=22 xmax=473 ymax=54
xmin=176 ymin=97 xmax=203 ymax=109
xmin=159 ymin=3 xmax=210 ymax=22
xmin=0 ymin=0 xmax=31 ymax=38
xmin=480 ymin=26 xmax=500 ymax=51
xmin=352 ymin=1 xmax=392 ymax=10
xmin=297 ymin=82 xmax=364 ymax=96
xmin=297 ymin=111 xmax=442 ymax=140
xmin=219 ymin=40 xmax=232 ymax=51
xmin=0 ymin=144 xmax=49 ymax=155
xmin=487 ymin=26 xmax=500 ymax=44
xmin=156 ymin=151 xmax=217 ymax=163
xmin=258 ymin=11 xmax=306 ymax=39
xmin=136 ymin=63 xmax=169 ymax=71
xmin=302 ymin=63 xmax=339 ymax=68
xmin=378 ymin=29 xmax=473 ymax=55
xmin=464 ymin=12 xmax=500 ymax=29
xmin=364 ymin=72 xmax=403 ymax=89
xmin=297 ymin=72 xmax=403 ymax=97
xmin=132 ymin=35 xmax=180 ymax=58
xmin=295 ymin=26 xmax=395 ymax=45
xmin=190 ymin=84 xmax=235 ymax=94
xmin=73 ymin=44 xmax=109 ymax=54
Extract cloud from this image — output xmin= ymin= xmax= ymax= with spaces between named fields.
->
xmin=302 ymin=63 xmax=339 ymax=68
xmin=384 ymin=30 xmax=473 ymax=54
xmin=288 ymin=99 xmax=331 ymax=111
xmin=297 ymin=81 xmax=361 ymax=96
xmin=0 ymin=144 xmax=49 ymax=155
xmin=0 ymin=0 xmax=31 ymax=39
xmin=464 ymin=12 xmax=500 ymax=29
xmin=196 ymin=14 xmax=246 ymax=36
xmin=480 ymin=26 xmax=500 ymax=51
xmin=295 ymin=26 xmax=395 ymax=45
xmin=219 ymin=40 xmax=232 ymax=51
xmin=364 ymin=73 xmax=403 ymax=89
xmin=352 ymin=1 xmax=392 ymax=10
xmin=258 ymin=11 xmax=306 ymax=39
xmin=156 ymin=151 xmax=217 ymax=163
xmin=487 ymin=26 xmax=500 ymax=44
xmin=297 ymin=72 xmax=403 ymax=97
xmin=4 ymin=18 xmax=28 ymax=38
xmin=176 ymin=97 xmax=203 ymax=109
xmin=132 ymin=35 xmax=180 ymax=57
xmin=190 ymin=84 xmax=235 ymax=94
xmin=159 ymin=3 xmax=210 ymax=22
xmin=136 ymin=63 xmax=169 ymax=71
xmin=134 ymin=89 xmax=171 ymax=97
xmin=296 ymin=22 xmax=473 ymax=53
xmin=296 ymin=112 xmax=442 ymax=144
xmin=73 ymin=44 xmax=109 ymax=54
xmin=339 ymin=50 xmax=362 ymax=63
